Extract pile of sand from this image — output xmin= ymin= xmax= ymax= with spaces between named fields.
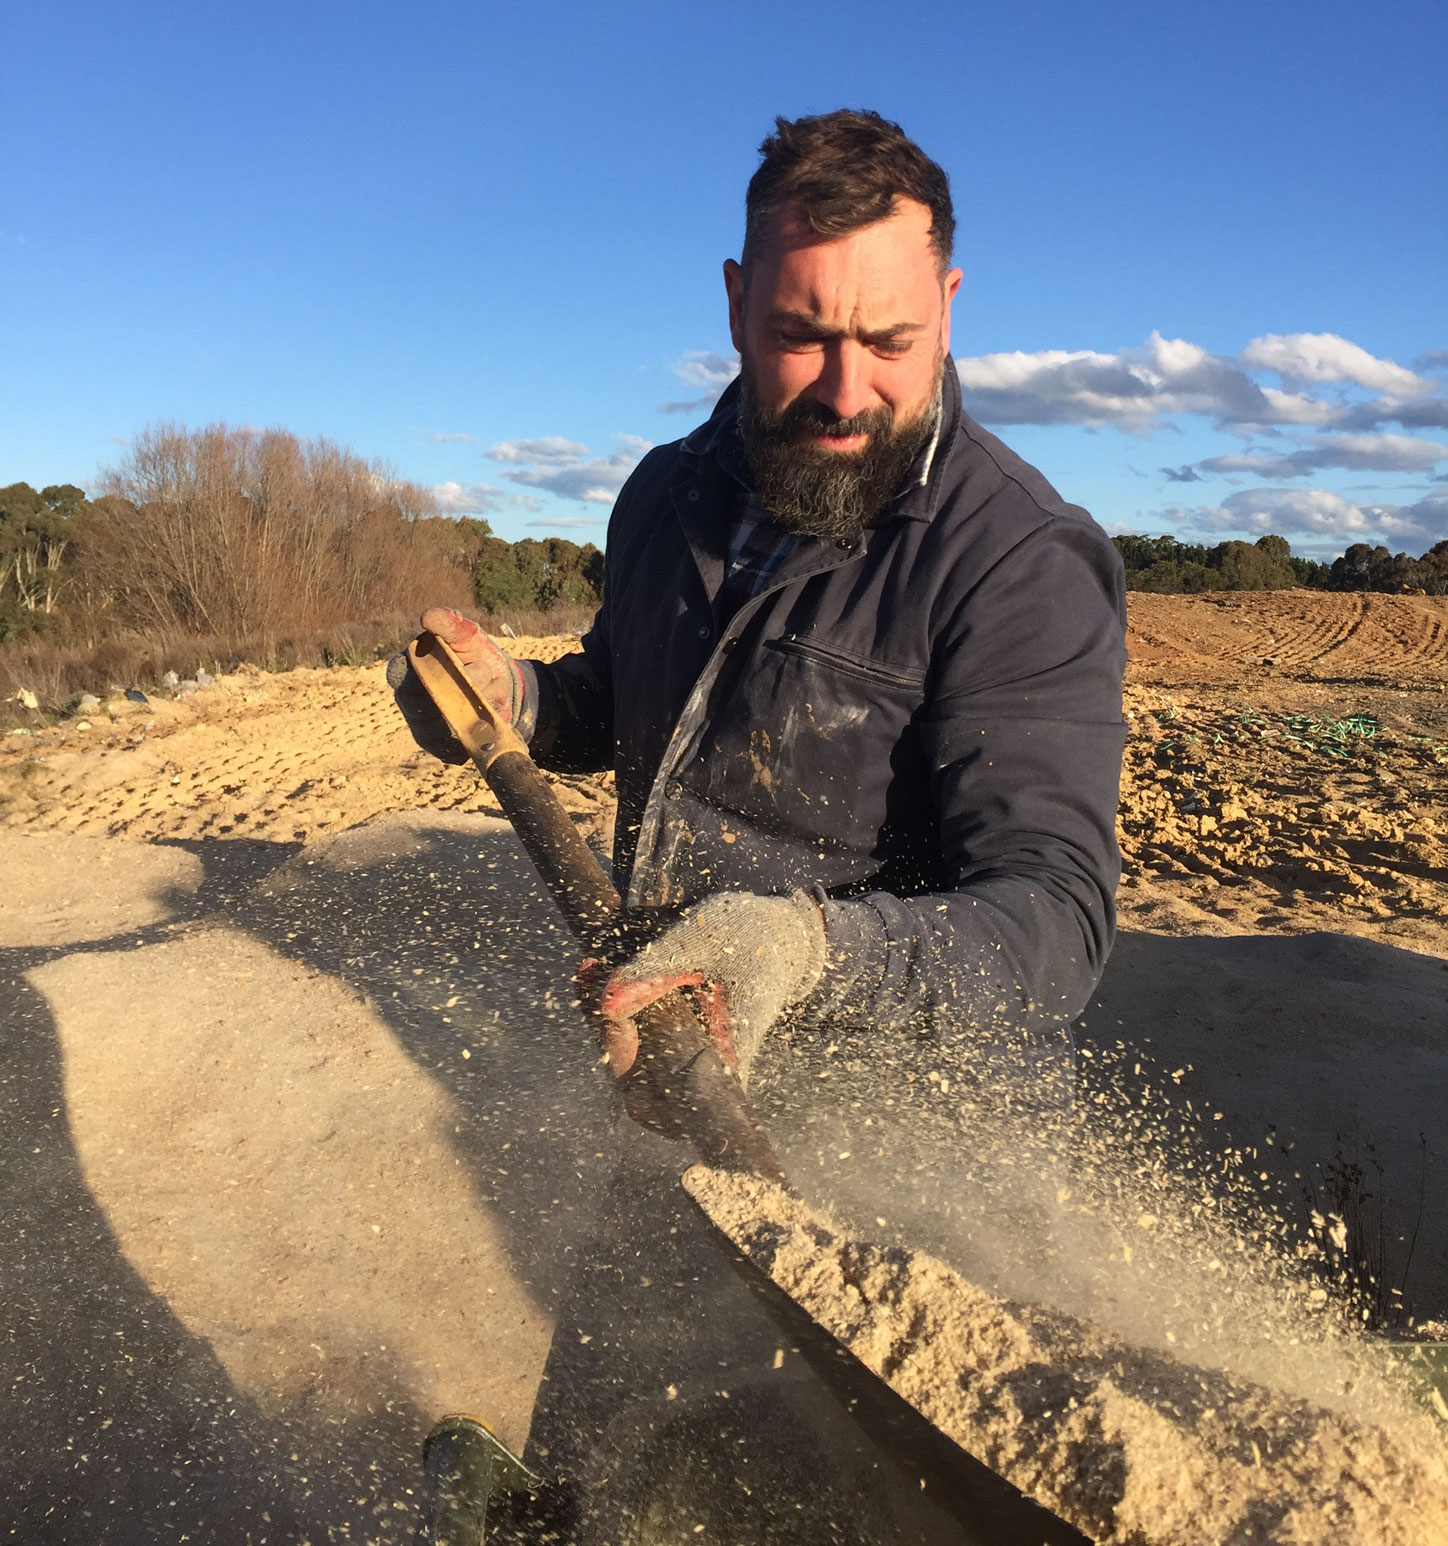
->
xmin=684 ymin=1166 xmax=1448 ymax=1546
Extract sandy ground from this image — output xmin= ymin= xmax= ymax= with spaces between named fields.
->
xmin=2 ymin=599 xmax=1446 ymax=1542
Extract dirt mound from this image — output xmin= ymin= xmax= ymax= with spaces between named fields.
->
xmin=7 ymin=609 xmax=1445 ymax=959
xmin=6 ymin=611 xmax=1448 ymax=961
xmin=1118 ymin=682 xmax=1448 ymax=946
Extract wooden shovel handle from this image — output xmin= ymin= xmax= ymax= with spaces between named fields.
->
xmin=407 ymin=632 xmax=619 ymax=950
xmin=405 ymin=632 xmax=784 ymax=1180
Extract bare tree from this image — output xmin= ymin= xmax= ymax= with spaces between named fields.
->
xmin=91 ymin=423 xmax=443 ymax=636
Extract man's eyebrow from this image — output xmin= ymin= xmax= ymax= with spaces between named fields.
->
xmin=764 ymin=310 xmax=926 ymax=341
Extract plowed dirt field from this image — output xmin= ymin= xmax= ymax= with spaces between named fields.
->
xmin=1116 ymin=592 xmax=1448 ymax=956
xmin=1126 ymin=590 xmax=1448 ymax=684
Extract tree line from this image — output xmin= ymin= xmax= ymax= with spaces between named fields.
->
xmin=1111 ymin=533 xmax=1448 ymax=595
xmin=0 ymin=423 xmax=604 ymax=649
xmin=6 ymin=422 xmax=1442 ymax=655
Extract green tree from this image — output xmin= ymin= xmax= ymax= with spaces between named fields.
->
xmin=1329 ymin=544 xmax=1388 ymax=591
xmin=471 ymin=534 xmax=604 ymax=614
xmin=0 ymin=481 xmax=84 ymax=636
xmin=1210 ymin=539 xmax=1296 ymax=590
xmin=1114 ymin=530 xmax=1336 ymax=592
xmin=472 ymin=535 xmax=537 ymax=612
xmin=1419 ymin=541 xmax=1448 ymax=595
xmin=1288 ymin=555 xmax=1332 ymax=588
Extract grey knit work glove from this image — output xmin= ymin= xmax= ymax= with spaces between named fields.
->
xmin=595 ymin=890 xmax=828 ymax=1084
xmin=386 ymin=606 xmax=524 ymax=765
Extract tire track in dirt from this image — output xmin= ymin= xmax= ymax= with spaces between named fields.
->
xmin=1395 ymin=598 xmax=1448 ymax=668
xmin=1422 ymin=610 xmax=1448 ymax=663
xmin=1273 ymin=596 xmax=1346 ymax=663
xmin=1304 ymin=590 xmax=1372 ymax=664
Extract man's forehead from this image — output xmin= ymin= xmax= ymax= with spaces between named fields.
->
xmin=747 ymin=198 xmax=943 ymax=327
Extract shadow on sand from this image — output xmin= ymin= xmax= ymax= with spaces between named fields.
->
xmin=1 ymin=816 xmax=614 ymax=1544
xmin=1077 ymin=928 xmax=1448 ymax=1323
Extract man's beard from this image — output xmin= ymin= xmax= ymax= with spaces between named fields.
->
xmin=737 ymin=358 xmax=942 ymax=541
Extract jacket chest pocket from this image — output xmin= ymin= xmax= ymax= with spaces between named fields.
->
xmin=692 ymin=635 xmax=927 ymax=853
xmin=765 ymin=636 xmax=925 ymax=691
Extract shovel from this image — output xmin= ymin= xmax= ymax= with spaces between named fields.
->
xmin=405 ymin=630 xmax=1089 ymax=1546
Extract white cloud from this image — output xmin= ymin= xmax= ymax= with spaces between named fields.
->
xmin=525 ymin=515 xmax=603 ymax=530
xmin=487 ymin=434 xmax=652 ymax=505
xmin=1195 ymin=433 xmax=1448 ymax=481
xmin=487 ymin=436 xmax=591 ymax=465
xmin=1338 ymin=395 xmax=1448 ymax=432
xmin=675 ymin=352 xmax=739 ymax=391
xmin=1253 ymin=386 xmax=1340 ymax=427
xmin=429 ymin=481 xmax=542 ymax=515
xmin=1172 ymin=488 xmax=1448 ymax=547
xmin=1239 ymin=333 xmax=1431 ymax=395
xmin=954 ymin=330 xmax=1444 ymax=437
xmin=427 ymin=431 xmax=479 ymax=444
xmin=659 ymin=351 xmax=740 ymax=413
xmin=955 ymin=332 xmax=1320 ymax=432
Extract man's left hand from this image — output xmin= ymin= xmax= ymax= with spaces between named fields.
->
xmin=589 ymin=891 xmax=827 ymax=1085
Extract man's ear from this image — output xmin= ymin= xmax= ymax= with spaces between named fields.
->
xmin=940 ymin=266 xmax=963 ymax=356
xmin=723 ymin=259 xmax=746 ymax=353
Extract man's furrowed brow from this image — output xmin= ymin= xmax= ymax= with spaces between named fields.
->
xmin=765 ymin=310 xmax=926 ymax=341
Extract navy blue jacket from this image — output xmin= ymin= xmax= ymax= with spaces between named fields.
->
xmin=523 ymin=369 xmax=1127 ymax=1038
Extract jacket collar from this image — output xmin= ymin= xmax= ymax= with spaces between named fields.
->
xmin=678 ymin=364 xmax=962 ymax=526
xmin=680 ymin=377 xmax=744 ymax=461
xmin=892 ymin=363 xmax=960 ymax=523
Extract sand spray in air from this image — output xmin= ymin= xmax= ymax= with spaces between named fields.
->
xmin=770 ymin=1014 xmax=1423 ymax=1408
xmin=725 ymin=1015 xmax=1448 ymax=1542
xmin=685 ymin=1162 xmax=1448 ymax=1546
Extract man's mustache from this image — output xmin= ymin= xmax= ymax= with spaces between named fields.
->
xmin=768 ymin=398 xmax=894 ymax=443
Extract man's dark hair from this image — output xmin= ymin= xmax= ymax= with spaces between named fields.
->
xmin=742 ymin=109 xmax=955 ymax=274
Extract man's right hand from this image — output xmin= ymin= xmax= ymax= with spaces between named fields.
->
xmin=386 ymin=607 xmax=526 ymax=764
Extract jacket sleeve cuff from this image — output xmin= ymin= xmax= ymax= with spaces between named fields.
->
xmin=797 ymin=889 xmax=890 ymax=1021
xmin=513 ymin=659 xmax=541 ymax=744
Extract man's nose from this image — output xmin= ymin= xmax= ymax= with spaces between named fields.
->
xmin=813 ymin=341 xmax=876 ymax=422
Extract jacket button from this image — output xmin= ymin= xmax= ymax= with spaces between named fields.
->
xmin=665 ymin=779 xmax=684 ymax=800
xmin=836 ymin=538 xmax=853 ymax=550
xmin=687 ymin=489 xmax=701 ymax=502
xmin=722 ymin=636 xmax=739 ymax=651
xmin=697 ymin=624 xmax=711 ymax=640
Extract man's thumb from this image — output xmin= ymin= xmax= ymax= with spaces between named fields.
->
xmin=420 ymin=606 xmax=486 ymax=663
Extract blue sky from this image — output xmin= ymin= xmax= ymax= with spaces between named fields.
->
xmin=4 ymin=0 xmax=1445 ymax=557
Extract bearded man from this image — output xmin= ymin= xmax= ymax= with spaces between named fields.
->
xmin=391 ymin=110 xmax=1126 ymax=1538
xmin=395 ymin=109 xmax=1125 ymax=1089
